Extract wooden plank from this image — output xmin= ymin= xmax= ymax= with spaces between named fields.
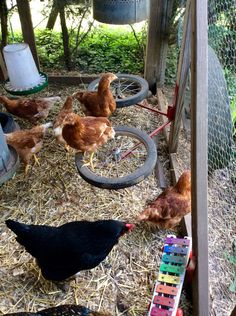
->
xmin=156 ymin=88 xmax=170 ymax=143
xmin=16 ymin=0 xmax=40 ymax=69
xmin=169 ymin=0 xmax=191 ymax=153
xmin=169 ymin=153 xmax=192 ymax=237
xmin=144 ymin=0 xmax=174 ymax=93
xmin=0 ymin=51 xmax=8 ymax=81
xmin=191 ymin=0 xmax=209 ymax=314
xmin=48 ymin=75 xmax=98 ymax=85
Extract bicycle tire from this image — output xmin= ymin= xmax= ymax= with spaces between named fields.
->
xmin=87 ymin=74 xmax=149 ymax=108
xmin=75 ymin=126 xmax=157 ymax=189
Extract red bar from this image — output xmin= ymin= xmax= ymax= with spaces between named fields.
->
xmin=150 ymin=306 xmax=173 ymax=316
xmin=153 ymin=295 xmax=175 ymax=308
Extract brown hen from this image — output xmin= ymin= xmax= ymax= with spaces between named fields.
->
xmin=138 ymin=170 xmax=191 ymax=229
xmin=61 ymin=113 xmax=115 ymax=168
xmin=5 ymin=122 xmax=52 ymax=174
xmin=73 ymin=73 xmax=117 ymax=117
xmin=0 ymin=95 xmax=61 ymax=123
xmin=53 ymin=96 xmax=73 ymax=150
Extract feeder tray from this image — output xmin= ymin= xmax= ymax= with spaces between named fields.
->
xmin=92 ymin=0 xmax=150 ymax=25
xmin=4 ymin=72 xmax=48 ymax=96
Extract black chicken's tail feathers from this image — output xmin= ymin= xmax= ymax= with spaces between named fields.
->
xmin=5 ymin=219 xmax=30 ymax=237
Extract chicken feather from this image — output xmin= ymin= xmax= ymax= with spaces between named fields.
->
xmin=138 ymin=170 xmax=191 ymax=229
xmin=53 ymin=96 xmax=73 ymax=147
xmin=61 ymin=113 xmax=115 ymax=153
xmin=0 ymin=95 xmax=61 ymax=123
xmin=73 ymin=73 xmax=117 ymax=117
xmin=5 ymin=122 xmax=52 ymax=174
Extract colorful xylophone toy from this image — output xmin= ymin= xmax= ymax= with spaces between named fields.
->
xmin=148 ymin=235 xmax=192 ymax=316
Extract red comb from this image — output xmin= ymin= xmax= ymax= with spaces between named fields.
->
xmin=125 ymin=223 xmax=135 ymax=231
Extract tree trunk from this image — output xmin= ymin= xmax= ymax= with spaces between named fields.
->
xmin=57 ymin=2 xmax=72 ymax=70
xmin=0 ymin=0 xmax=8 ymax=51
xmin=46 ymin=1 xmax=59 ymax=30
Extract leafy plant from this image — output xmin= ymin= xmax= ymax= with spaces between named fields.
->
xmin=225 ymin=240 xmax=236 ymax=292
xmin=230 ymin=95 xmax=236 ymax=136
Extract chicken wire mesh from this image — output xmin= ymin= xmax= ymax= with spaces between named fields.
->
xmin=173 ymin=1 xmax=236 ymax=314
xmin=207 ymin=1 xmax=236 ymax=315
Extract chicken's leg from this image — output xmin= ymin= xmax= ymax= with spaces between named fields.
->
xmin=65 ymin=144 xmax=71 ymax=152
xmin=82 ymin=152 xmax=95 ymax=171
xmin=33 ymin=154 xmax=40 ymax=165
xmin=24 ymin=164 xmax=30 ymax=175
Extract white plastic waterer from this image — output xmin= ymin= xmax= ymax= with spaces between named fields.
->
xmin=3 ymin=43 xmax=41 ymax=90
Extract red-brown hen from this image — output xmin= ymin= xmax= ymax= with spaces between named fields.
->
xmin=138 ymin=170 xmax=191 ymax=229
xmin=73 ymin=73 xmax=117 ymax=117
xmin=0 ymin=95 xmax=61 ymax=123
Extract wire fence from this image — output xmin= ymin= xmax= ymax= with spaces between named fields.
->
xmin=172 ymin=1 xmax=236 ymax=315
xmin=207 ymin=1 xmax=236 ymax=315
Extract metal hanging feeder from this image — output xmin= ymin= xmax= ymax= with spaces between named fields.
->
xmin=92 ymin=0 xmax=150 ymax=25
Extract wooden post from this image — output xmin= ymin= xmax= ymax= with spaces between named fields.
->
xmin=0 ymin=0 xmax=8 ymax=50
xmin=168 ymin=0 xmax=191 ymax=153
xmin=144 ymin=0 xmax=174 ymax=93
xmin=0 ymin=51 xmax=8 ymax=81
xmin=191 ymin=0 xmax=209 ymax=314
xmin=16 ymin=0 xmax=40 ymax=70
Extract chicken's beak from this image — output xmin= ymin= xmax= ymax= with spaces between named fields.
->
xmin=125 ymin=223 xmax=135 ymax=232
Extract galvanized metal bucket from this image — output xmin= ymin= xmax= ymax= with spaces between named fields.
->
xmin=92 ymin=0 xmax=150 ymax=25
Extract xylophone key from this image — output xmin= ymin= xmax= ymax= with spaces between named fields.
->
xmin=160 ymin=263 xmax=185 ymax=274
xmin=165 ymin=237 xmax=190 ymax=246
xmin=155 ymin=284 xmax=179 ymax=296
xmin=162 ymin=253 xmax=187 ymax=265
xmin=158 ymin=273 xmax=180 ymax=284
xmin=150 ymin=306 xmax=173 ymax=316
xmin=153 ymin=295 xmax=175 ymax=308
xmin=164 ymin=245 xmax=188 ymax=255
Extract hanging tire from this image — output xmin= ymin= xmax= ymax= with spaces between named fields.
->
xmin=75 ymin=126 xmax=157 ymax=189
xmin=87 ymin=74 xmax=149 ymax=108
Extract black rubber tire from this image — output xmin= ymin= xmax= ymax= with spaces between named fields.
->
xmin=87 ymin=74 xmax=149 ymax=108
xmin=0 ymin=112 xmax=17 ymax=133
xmin=75 ymin=126 xmax=157 ymax=189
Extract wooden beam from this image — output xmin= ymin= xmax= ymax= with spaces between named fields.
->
xmin=48 ymin=75 xmax=98 ymax=85
xmin=16 ymin=0 xmax=40 ymax=70
xmin=169 ymin=152 xmax=192 ymax=237
xmin=156 ymin=88 xmax=170 ymax=143
xmin=0 ymin=51 xmax=8 ymax=81
xmin=168 ymin=0 xmax=191 ymax=153
xmin=191 ymin=0 xmax=209 ymax=314
xmin=144 ymin=0 xmax=174 ymax=93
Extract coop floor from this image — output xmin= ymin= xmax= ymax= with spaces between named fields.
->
xmin=0 ymin=83 xmax=234 ymax=315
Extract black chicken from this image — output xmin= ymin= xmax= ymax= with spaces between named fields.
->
xmin=6 ymin=219 xmax=134 ymax=281
xmin=5 ymin=304 xmax=112 ymax=315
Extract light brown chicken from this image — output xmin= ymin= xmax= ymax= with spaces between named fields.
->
xmin=53 ymin=96 xmax=73 ymax=150
xmin=5 ymin=122 xmax=52 ymax=174
xmin=61 ymin=112 xmax=115 ymax=168
xmin=0 ymin=95 xmax=61 ymax=123
xmin=72 ymin=73 xmax=117 ymax=117
xmin=138 ymin=170 xmax=191 ymax=229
